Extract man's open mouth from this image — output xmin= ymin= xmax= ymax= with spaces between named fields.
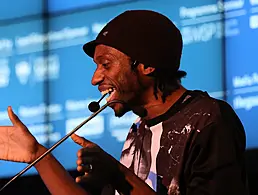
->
xmin=101 ymin=88 xmax=116 ymax=102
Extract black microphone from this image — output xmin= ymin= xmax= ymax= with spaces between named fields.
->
xmin=88 ymin=94 xmax=147 ymax=118
xmin=88 ymin=92 xmax=108 ymax=112
xmin=88 ymin=101 xmax=100 ymax=112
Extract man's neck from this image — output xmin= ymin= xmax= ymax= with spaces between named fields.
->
xmin=143 ymin=86 xmax=187 ymax=120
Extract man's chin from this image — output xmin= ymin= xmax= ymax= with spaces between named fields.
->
xmin=114 ymin=111 xmax=125 ymax=117
xmin=113 ymin=104 xmax=130 ymax=117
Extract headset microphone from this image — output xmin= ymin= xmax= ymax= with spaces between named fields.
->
xmin=88 ymin=93 xmax=147 ymax=118
xmin=88 ymin=92 xmax=109 ymax=112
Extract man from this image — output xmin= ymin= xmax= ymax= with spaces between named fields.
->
xmin=0 ymin=10 xmax=248 ymax=195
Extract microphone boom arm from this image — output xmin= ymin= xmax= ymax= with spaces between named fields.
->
xmin=0 ymin=100 xmax=124 ymax=192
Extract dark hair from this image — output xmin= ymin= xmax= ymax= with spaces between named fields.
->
xmin=131 ymin=60 xmax=187 ymax=102
xmin=151 ymin=68 xmax=187 ymax=102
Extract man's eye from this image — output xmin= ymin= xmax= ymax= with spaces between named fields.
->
xmin=102 ymin=63 xmax=109 ymax=68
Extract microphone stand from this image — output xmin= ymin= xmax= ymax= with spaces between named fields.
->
xmin=0 ymin=100 xmax=124 ymax=192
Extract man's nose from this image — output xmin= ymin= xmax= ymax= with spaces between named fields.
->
xmin=91 ymin=68 xmax=104 ymax=86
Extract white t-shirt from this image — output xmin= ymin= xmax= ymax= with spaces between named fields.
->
xmin=116 ymin=119 xmax=163 ymax=194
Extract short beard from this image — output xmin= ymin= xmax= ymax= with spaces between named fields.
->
xmin=114 ymin=104 xmax=131 ymax=117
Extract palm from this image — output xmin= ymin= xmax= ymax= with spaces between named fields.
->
xmin=0 ymin=107 xmax=39 ymax=163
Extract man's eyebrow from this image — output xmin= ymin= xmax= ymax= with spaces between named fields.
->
xmin=93 ymin=56 xmax=106 ymax=64
xmin=94 ymin=53 xmax=117 ymax=63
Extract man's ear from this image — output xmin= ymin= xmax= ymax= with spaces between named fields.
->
xmin=138 ymin=64 xmax=155 ymax=75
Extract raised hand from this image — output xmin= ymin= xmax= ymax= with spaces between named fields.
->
xmin=71 ymin=134 xmax=156 ymax=195
xmin=0 ymin=106 xmax=41 ymax=163
xmin=71 ymin=134 xmax=121 ymax=189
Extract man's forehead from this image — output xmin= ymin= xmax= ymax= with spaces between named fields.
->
xmin=94 ymin=44 xmax=127 ymax=60
xmin=95 ymin=44 xmax=116 ymax=55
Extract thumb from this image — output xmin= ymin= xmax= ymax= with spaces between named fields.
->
xmin=7 ymin=106 xmax=24 ymax=127
xmin=71 ymin=133 xmax=91 ymax=147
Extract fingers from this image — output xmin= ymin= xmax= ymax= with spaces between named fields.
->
xmin=76 ymin=157 xmax=95 ymax=166
xmin=77 ymin=157 xmax=96 ymax=173
xmin=75 ymin=173 xmax=91 ymax=183
xmin=7 ymin=106 xmax=24 ymax=127
xmin=76 ymin=157 xmax=95 ymax=183
xmin=77 ymin=146 xmax=100 ymax=158
xmin=77 ymin=164 xmax=94 ymax=173
xmin=75 ymin=172 xmax=101 ymax=184
xmin=71 ymin=133 xmax=92 ymax=147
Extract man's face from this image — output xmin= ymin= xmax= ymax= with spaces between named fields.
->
xmin=91 ymin=44 xmax=143 ymax=117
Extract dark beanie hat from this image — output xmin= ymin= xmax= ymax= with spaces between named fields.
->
xmin=83 ymin=10 xmax=183 ymax=74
